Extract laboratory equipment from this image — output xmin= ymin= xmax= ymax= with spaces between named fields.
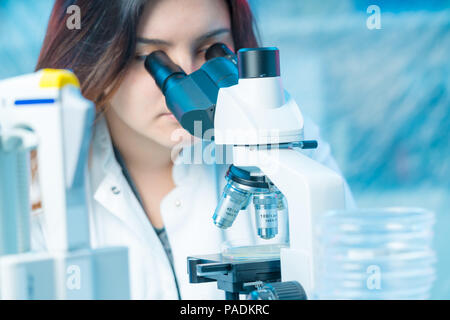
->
xmin=144 ymin=43 xmax=238 ymax=138
xmin=187 ymin=253 xmax=281 ymax=300
xmin=0 ymin=70 xmax=130 ymax=299
xmin=145 ymin=44 xmax=347 ymax=299
xmin=315 ymin=207 xmax=436 ymax=300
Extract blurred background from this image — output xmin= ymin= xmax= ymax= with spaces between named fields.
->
xmin=0 ymin=0 xmax=449 ymax=299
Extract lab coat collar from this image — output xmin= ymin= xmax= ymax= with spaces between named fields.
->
xmin=89 ymin=114 xmax=191 ymax=233
xmin=89 ymin=114 xmax=151 ymax=243
xmin=89 ymin=115 xmax=181 ymax=298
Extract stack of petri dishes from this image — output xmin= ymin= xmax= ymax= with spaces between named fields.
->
xmin=315 ymin=207 xmax=436 ymax=300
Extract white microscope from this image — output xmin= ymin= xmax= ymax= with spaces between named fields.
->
xmin=0 ymin=70 xmax=130 ymax=299
xmin=145 ymin=44 xmax=346 ymax=299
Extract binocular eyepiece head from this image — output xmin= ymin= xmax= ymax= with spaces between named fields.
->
xmin=144 ymin=43 xmax=236 ymax=93
xmin=143 ymin=43 xmax=239 ymax=138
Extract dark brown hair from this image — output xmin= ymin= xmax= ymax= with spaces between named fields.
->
xmin=36 ymin=0 xmax=259 ymax=112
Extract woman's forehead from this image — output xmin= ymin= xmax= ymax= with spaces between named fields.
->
xmin=137 ymin=0 xmax=231 ymax=43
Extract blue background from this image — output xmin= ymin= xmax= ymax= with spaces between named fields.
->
xmin=1 ymin=0 xmax=449 ymax=299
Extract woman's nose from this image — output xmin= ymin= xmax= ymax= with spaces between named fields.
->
xmin=172 ymin=53 xmax=204 ymax=75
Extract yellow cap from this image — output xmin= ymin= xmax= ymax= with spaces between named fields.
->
xmin=39 ymin=69 xmax=80 ymax=89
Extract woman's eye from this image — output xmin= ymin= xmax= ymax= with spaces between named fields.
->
xmin=196 ymin=47 xmax=209 ymax=56
xmin=135 ymin=55 xmax=147 ymax=61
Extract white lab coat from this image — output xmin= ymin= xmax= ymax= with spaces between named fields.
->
xmin=31 ymin=114 xmax=355 ymax=300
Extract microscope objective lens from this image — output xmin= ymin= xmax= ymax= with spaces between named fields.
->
xmin=212 ymin=183 xmax=251 ymax=229
xmin=254 ymin=193 xmax=279 ymax=239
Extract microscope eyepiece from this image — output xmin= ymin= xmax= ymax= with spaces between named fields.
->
xmin=205 ymin=43 xmax=237 ymax=65
xmin=145 ymin=51 xmax=187 ymax=92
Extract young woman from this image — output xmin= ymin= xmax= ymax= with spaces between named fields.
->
xmin=33 ymin=0 xmax=355 ymax=299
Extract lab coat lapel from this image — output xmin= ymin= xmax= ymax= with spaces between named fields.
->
xmin=89 ymin=115 xmax=156 ymax=245
xmin=93 ymin=172 xmax=148 ymax=242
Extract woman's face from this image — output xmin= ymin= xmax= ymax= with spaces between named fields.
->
xmin=107 ymin=0 xmax=235 ymax=149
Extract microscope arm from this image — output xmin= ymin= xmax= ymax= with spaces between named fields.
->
xmin=232 ymin=146 xmax=346 ymax=297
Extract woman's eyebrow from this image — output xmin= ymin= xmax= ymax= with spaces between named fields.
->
xmin=136 ymin=38 xmax=172 ymax=46
xmin=136 ymin=28 xmax=230 ymax=47
xmin=194 ymin=28 xmax=231 ymax=45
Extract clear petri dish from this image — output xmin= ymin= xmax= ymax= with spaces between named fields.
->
xmin=318 ymin=207 xmax=435 ymax=236
xmin=315 ymin=207 xmax=436 ymax=300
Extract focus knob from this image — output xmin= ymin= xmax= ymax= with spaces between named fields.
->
xmin=248 ymin=281 xmax=307 ymax=300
